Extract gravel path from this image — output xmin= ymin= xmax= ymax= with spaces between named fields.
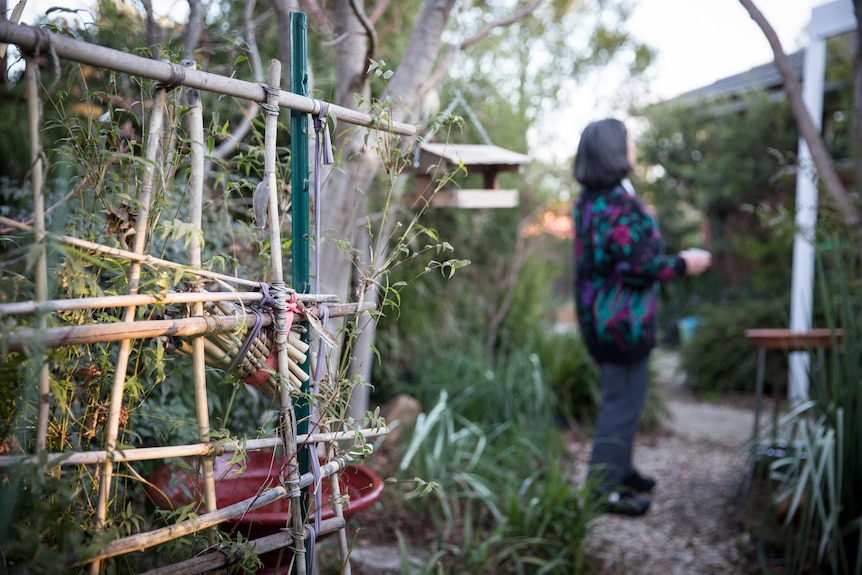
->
xmin=568 ymin=432 xmax=751 ymax=574
xmin=565 ymin=349 xmax=757 ymax=574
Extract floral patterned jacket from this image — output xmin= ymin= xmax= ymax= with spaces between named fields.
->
xmin=573 ymin=184 xmax=686 ymax=364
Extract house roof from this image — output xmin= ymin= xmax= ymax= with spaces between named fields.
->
xmin=665 ymin=49 xmax=805 ymax=105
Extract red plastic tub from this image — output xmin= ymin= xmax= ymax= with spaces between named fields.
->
xmin=146 ymin=448 xmax=384 ymax=572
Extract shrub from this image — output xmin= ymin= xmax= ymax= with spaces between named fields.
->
xmin=395 ymin=397 xmax=599 ymax=574
xmin=531 ymin=330 xmax=599 ymax=426
xmin=680 ymin=297 xmax=789 ymax=396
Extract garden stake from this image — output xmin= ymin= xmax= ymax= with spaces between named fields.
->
xmin=25 ymin=54 xmax=50 ymax=456
xmin=260 ymin=58 xmax=309 ymax=575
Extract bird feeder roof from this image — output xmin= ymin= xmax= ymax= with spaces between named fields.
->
xmin=415 ymin=143 xmax=530 ymax=173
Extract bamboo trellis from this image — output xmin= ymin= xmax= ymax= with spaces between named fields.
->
xmin=0 ymin=12 xmax=413 ymax=574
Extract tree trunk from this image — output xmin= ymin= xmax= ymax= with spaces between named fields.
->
xmin=854 ymin=0 xmax=862 ymax=204
xmin=0 ymin=0 xmax=6 ymax=89
xmin=272 ymin=0 xmax=301 ymax=90
xmin=184 ymin=0 xmax=203 ymax=59
xmin=319 ymin=0 xmax=458 ymax=306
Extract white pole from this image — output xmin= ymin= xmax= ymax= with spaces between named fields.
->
xmin=788 ymin=1 xmax=856 ymax=404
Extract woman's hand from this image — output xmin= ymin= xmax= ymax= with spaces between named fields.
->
xmin=680 ymin=248 xmax=712 ymax=276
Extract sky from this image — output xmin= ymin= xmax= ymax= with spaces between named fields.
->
xmin=7 ymin=0 xmax=836 ymax=158
xmin=532 ymin=0 xmax=831 ymax=161
xmin=628 ymin=0 xmax=825 ymax=102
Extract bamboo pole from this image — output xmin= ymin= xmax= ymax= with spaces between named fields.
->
xmin=5 ymin=313 xmax=267 ymax=352
xmin=260 ymin=58 xmax=309 ymax=575
xmin=137 ymin=517 xmax=346 ymax=575
xmin=91 ymin=84 xmax=169 ymax=575
xmin=0 ymin=20 xmax=415 ymax=137
xmin=0 ymin=291 xmax=342 ymax=316
xmin=3 ymin=308 xmax=366 ymax=355
xmin=25 ymin=55 xmax=51 ymax=455
xmin=74 ymin=451 xmax=364 ymax=566
xmin=182 ymin=64 xmax=219 ymax=539
xmin=0 ymin=427 xmax=389 ymax=468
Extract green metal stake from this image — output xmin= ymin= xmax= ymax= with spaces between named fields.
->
xmin=290 ymin=13 xmax=310 ymax=298
xmin=289 ymin=11 xmax=311 ymax=571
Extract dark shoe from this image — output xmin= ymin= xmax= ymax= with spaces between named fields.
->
xmin=599 ymin=491 xmax=651 ymax=517
xmin=623 ymin=471 xmax=656 ymax=493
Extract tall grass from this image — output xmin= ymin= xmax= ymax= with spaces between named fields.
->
xmin=392 ymin=341 xmax=601 ymax=574
xmin=766 ymin=243 xmax=862 ymax=574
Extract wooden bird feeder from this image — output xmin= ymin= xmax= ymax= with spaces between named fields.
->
xmin=410 ymin=143 xmax=530 ymax=208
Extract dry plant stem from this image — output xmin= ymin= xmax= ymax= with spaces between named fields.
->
xmin=0 ymin=20 xmax=415 ymax=136
xmin=0 ymin=428 xmax=390 ymax=467
xmin=0 ymin=215 xmax=262 ymax=288
xmin=75 ymin=452 xmax=363 ymax=566
xmin=25 ymin=56 xmax=50 ymax=455
xmin=91 ymin=86 xmax=168 ymax=575
xmin=183 ymin=75 xmax=219 ymax=540
xmin=138 ymin=517 xmax=347 ymax=575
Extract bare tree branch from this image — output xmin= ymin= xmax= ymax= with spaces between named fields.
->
xmin=304 ymin=0 xmax=332 ymax=36
xmin=421 ymin=0 xmax=545 ymax=99
xmin=271 ymin=0 xmax=298 ymax=88
xmin=348 ymin=0 xmax=377 ymax=67
xmin=369 ymin=0 xmax=391 ymax=25
xmin=140 ymin=0 xmax=163 ymax=61
xmin=205 ymin=0 xmax=263 ymax=166
xmin=184 ymin=0 xmax=203 ymax=59
xmin=208 ymin=0 xmax=262 ymax=162
xmin=464 ymin=0 xmax=544 ymax=51
xmin=739 ymin=0 xmax=861 ymax=232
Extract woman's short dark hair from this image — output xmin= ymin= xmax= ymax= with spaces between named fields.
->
xmin=573 ymin=118 xmax=631 ymax=189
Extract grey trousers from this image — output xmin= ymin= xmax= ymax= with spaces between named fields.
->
xmin=588 ymin=356 xmax=650 ymax=489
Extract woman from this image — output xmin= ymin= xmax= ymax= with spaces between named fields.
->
xmin=573 ymin=118 xmax=711 ymax=516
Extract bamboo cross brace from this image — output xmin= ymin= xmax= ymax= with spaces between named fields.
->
xmin=3 ymin=305 xmax=370 ymax=352
xmin=0 ymin=20 xmax=416 ymax=136
xmin=137 ymin=517 xmax=347 ymax=575
xmin=73 ymin=451 xmax=365 ymax=566
xmin=5 ymin=313 xmax=268 ymax=351
xmin=0 ymin=428 xmax=390 ymax=468
xmin=0 ymin=290 xmax=341 ymax=316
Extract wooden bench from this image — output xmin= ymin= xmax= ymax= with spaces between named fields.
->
xmin=737 ymin=328 xmax=843 ymax=500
